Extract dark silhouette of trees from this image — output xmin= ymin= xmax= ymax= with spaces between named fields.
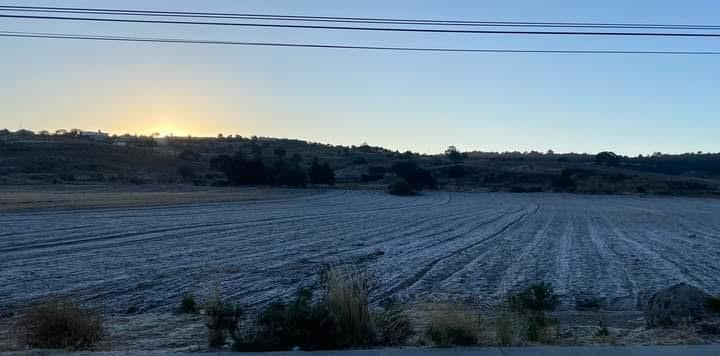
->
xmin=273 ymin=148 xmax=287 ymax=159
xmin=390 ymin=161 xmax=436 ymax=190
xmin=595 ymin=151 xmax=620 ymax=166
xmin=211 ymin=152 xmax=332 ymax=187
xmin=308 ymin=159 xmax=336 ymax=185
xmin=445 ymin=146 xmax=467 ymax=163
xmin=387 ymin=179 xmax=415 ymax=196
xmin=210 ymin=152 xmax=268 ymax=185
xmin=445 ymin=165 xmax=467 ymax=178
xmin=290 ymin=153 xmax=303 ymax=164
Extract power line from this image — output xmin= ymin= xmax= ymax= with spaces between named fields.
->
xmin=5 ymin=14 xmax=720 ymax=37
xmin=2 ymin=5 xmax=720 ymax=30
xmin=3 ymin=30 xmax=720 ymax=55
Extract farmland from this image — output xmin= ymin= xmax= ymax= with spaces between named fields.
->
xmin=2 ymin=189 xmax=720 ymax=316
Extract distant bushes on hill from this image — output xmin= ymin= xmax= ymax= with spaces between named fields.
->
xmin=210 ymin=151 xmax=334 ymax=187
xmin=389 ymin=161 xmax=437 ymax=190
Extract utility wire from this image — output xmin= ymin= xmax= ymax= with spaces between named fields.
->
xmin=4 ymin=14 xmax=720 ymax=37
xmin=2 ymin=5 xmax=720 ymax=30
xmin=3 ymin=30 xmax=720 ymax=55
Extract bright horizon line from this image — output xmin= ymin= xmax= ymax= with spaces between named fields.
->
xmin=5 ymin=125 xmax=716 ymax=157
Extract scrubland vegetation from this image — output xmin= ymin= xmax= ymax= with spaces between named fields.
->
xmin=2 ymin=129 xmax=719 ymax=196
xmin=9 ymin=276 xmax=720 ymax=352
xmin=14 ymin=298 xmax=104 ymax=350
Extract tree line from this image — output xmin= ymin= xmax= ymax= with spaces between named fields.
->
xmin=210 ymin=150 xmax=335 ymax=187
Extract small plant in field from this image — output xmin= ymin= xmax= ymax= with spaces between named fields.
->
xmin=425 ymin=305 xmax=479 ymax=346
xmin=206 ymin=301 xmax=243 ymax=348
xmin=180 ymin=294 xmax=197 ymax=314
xmin=126 ymin=304 xmax=138 ymax=314
xmin=595 ymin=320 xmax=610 ymax=338
xmin=16 ymin=298 xmax=103 ymax=349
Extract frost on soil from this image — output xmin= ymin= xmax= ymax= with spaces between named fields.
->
xmin=2 ymin=190 xmax=719 ymax=315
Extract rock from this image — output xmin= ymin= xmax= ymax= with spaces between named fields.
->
xmin=645 ymin=283 xmax=712 ymax=327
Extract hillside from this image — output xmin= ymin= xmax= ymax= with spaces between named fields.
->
xmin=1 ymin=130 xmax=719 ymax=196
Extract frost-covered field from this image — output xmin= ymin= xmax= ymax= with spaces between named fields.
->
xmin=2 ymin=190 xmax=720 ymax=312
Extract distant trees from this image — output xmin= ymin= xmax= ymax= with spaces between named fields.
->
xmin=210 ymin=151 xmax=334 ymax=187
xmin=445 ymin=146 xmax=467 ymax=163
xmin=389 ymin=161 xmax=436 ymax=190
xmin=273 ymin=148 xmax=287 ymax=159
xmin=595 ymin=151 xmax=620 ymax=166
xmin=178 ymin=149 xmax=200 ymax=161
xmin=308 ymin=158 xmax=336 ymax=185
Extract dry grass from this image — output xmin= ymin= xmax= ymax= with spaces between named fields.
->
xmin=495 ymin=311 xmax=518 ymax=346
xmin=15 ymin=298 xmax=103 ymax=349
xmin=0 ymin=185 xmax=313 ymax=212
xmin=425 ymin=304 xmax=480 ymax=346
xmin=323 ymin=266 xmax=374 ymax=347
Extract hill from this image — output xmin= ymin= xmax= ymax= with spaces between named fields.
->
xmin=1 ymin=129 xmax=719 ymax=196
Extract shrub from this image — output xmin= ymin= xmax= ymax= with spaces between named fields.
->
xmin=575 ymin=296 xmax=603 ymax=311
xmin=523 ymin=313 xmax=557 ymax=343
xmin=495 ymin=312 xmax=516 ymax=346
xmin=16 ymin=298 xmax=103 ymax=349
xmin=707 ymin=296 xmax=720 ymax=313
xmin=426 ymin=306 xmax=479 ymax=346
xmin=243 ymin=288 xmax=338 ymax=351
xmin=373 ymin=305 xmax=413 ymax=346
xmin=389 ymin=161 xmax=436 ymax=190
xmin=240 ymin=267 xmax=376 ymax=351
xmin=180 ymin=294 xmax=197 ymax=314
xmin=388 ymin=179 xmax=415 ymax=196
xmin=206 ymin=301 xmax=243 ymax=348
xmin=509 ymin=282 xmax=560 ymax=343
xmin=510 ymin=282 xmax=560 ymax=313
xmin=595 ymin=320 xmax=610 ymax=337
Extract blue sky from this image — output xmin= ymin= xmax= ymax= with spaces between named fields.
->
xmin=1 ymin=0 xmax=719 ymax=155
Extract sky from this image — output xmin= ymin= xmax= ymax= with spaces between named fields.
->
xmin=1 ymin=0 xmax=719 ymax=155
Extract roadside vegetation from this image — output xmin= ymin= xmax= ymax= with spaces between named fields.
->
xmin=15 ymin=298 xmax=104 ymax=350
xmin=8 ymin=279 xmax=720 ymax=351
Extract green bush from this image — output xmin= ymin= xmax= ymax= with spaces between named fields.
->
xmin=180 ymin=294 xmax=197 ymax=314
xmin=509 ymin=282 xmax=560 ymax=343
xmin=239 ymin=288 xmax=338 ymax=351
xmin=510 ymin=282 xmax=560 ymax=314
xmin=238 ymin=267 xmax=377 ymax=351
xmin=388 ymin=179 xmax=415 ymax=196
xmin=206 ymin=301 xmax=243 ymax=348
xmin=17 ymin=298 xmax=103 ymax=349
